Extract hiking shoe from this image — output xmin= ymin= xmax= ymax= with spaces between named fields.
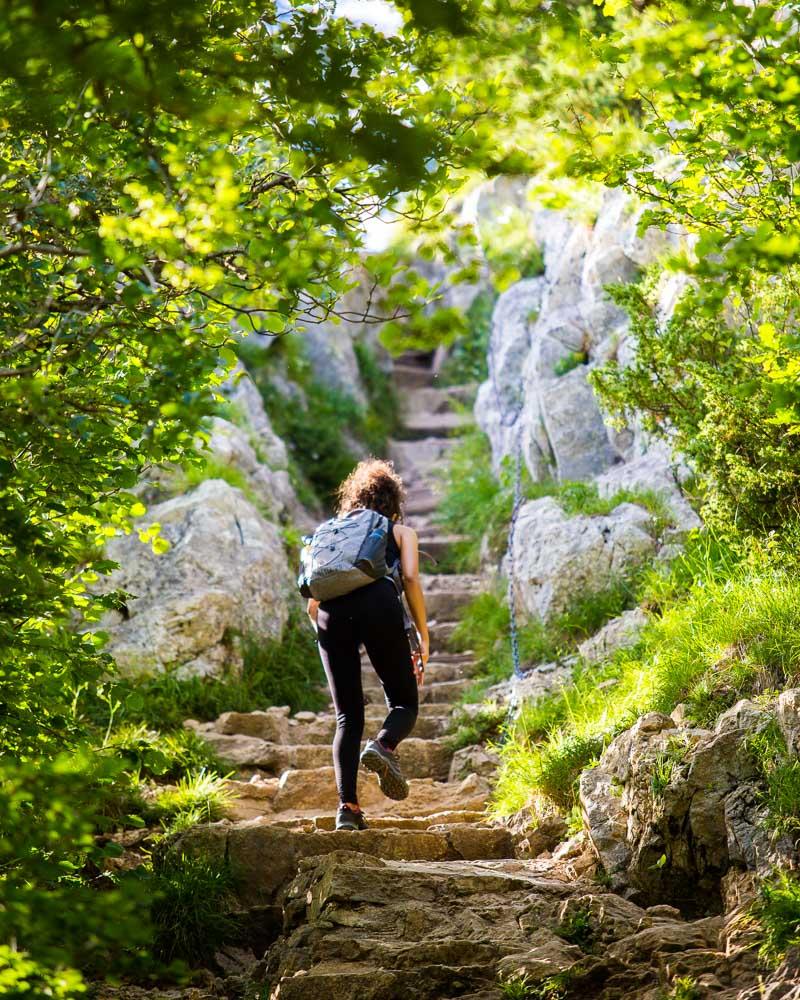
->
xmin=360 ymin=738 xmax=409 ymax=801
xmin=335 ymin=804 xmax=368 ymax=831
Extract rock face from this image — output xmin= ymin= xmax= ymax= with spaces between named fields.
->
xmin=99 ymin=479 xmax=291 ymax=676
xmin=512 ymin=497 xmax=657 ymax=621
xmin=475 ymin=184 xmax=686 ymax=489
xmin=579 ymin=699 xmax=799 ymax=910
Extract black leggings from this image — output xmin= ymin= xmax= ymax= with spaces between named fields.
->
xmin=317 ymin=577 xmax=419 ymax=804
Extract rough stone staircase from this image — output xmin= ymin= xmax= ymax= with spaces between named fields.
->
xmin=177 ymin=360 xmax=554 ymax=996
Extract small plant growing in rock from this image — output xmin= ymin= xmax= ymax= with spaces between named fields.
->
xmin=650 ymin=737 xmax=691 ymax=799
xmin=745 ymin=721 xmax=800 ymax=835
xmin=669 ymin=976 xmax=701 ymax=1000
xmin=149 ymin=769 xmax=235 ymax=831
xmin=555 ymin=906 xmax=595 ymax=952
xmin=750 ymin=870 xmax=800 ymax=966
xmin=553 ymin=351 xmax=588 ymax=377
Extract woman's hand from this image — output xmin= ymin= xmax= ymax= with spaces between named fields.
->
xmin=412 ymin=632 xmax=429 ymax=688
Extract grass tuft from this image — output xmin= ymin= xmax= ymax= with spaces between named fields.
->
xmin=751 ymin=870 xmax=800 ymax=967
xmin=150 ymin=852 xmax=240 ymax=966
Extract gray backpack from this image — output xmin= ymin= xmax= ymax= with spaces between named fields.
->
xmin=298 ymin=508 xmax=397 ymax=602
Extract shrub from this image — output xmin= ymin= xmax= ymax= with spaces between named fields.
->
xmin=354 ymin=340 xmax=401 ymax=443
xmin=553 ymin=351 xmax=588 ymax=377
xmin=751 ymin=871 xmax=800 ymax=967
xmin=592 ymin=277 xmax=800 ymax=537
xmin=445 ymin=702 xmax=507 ymax=750
xmin=150 ymin=852 xmax=240 ymax=966
xmin=555 ymin=907 xmax=595 ymax=951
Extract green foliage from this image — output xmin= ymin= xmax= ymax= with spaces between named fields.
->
xmin=435 ymin=426 xmax=675 ymax=573
xmin=149 ymin=770 xmax=235 ymax=831
xmin=354 ymin=340 xmax=402 ymax=443
xmin=178 ymin=457 xmax=265 ymax=514
xmin=106 ymin=724 xmax=224 ymax=782
xmin=669 ymin=978 xmax=701 ymax=1000
xmin=150 ymin=852 xmax=240 ymax=966
xmin=751 ymin=871 xmax=800 ymax=967
xmin=439 ymin=288 xmax=498 ymax=386
xmin=650 ymin=737 xmax=691 ymax=799
xmin=555 ymin=907 xmax=595 ymax=952
xmin=0 ymin=753 xmax=154 ymax=991
xmin=746 ymin=722 xmax=800 ymax=836
xmin=492 ymin=538 xmax=800 ymax=817
xmin=592 ymin=279 xmax=800 ymax=537
xmin=553 ymin=351 xmax=588 ymax=377
xmin=445 ymin=701 xmax=507 ymax=751
xmin=434 ymin=428 xmax=519 ymax=571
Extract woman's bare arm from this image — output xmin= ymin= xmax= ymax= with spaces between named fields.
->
xmin=307 ymin=598 xmax=319 ymax=631
xmin=394 ymin=524 xmax=429 ymax=676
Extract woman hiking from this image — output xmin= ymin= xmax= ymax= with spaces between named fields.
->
xmin=306 ymin=459 xmax=430 ymax=831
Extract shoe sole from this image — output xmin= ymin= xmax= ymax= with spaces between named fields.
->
xmin=360 ymin=746 xmax=409 ymax=801
xmin=335 ymin=822 xmax=367 ymax=831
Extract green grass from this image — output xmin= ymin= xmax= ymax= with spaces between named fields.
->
xmin=178 ymin=455 xmax=267 ymax=512
xmin=669 ymin=978 xmax=701 ymax=1000
xmin=491 ymin=539 xmax=800 ymax=818
xmin=650 ymin=736 xmax=691 ymax=799
xmin=148 ymin=770 xmax=234 ymax=831
xmin=555 ymin=907 xmax=595 ymax=951
xmin=354 ymin=340 xmax=401 ymax=443
xmin=746 ymin=722 xmax=800 ymax=835
xmin=751 ymin=870 xmax=800 ymax=966
xmin=445 ymin=702 xmax=508 ymax=751
xmin=150 ymin=852 xmax=241 ymax=966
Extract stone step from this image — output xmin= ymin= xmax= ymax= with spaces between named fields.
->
xmin=401 ymin=385 xmax=475 ymax=416
xmin=204 ymin=734 xmax=453 ymax=780
xmin=419 ymin=533 xmax=470 ymax=563
xmin=359 ymin=656 xmax=477 ymax=684
xmin=277 ymin=809 xmax=489 ymax=832
xmin=266 ymin=961 xmax=502 ymax=1000
xmin=429 ymin=619 xmax=459 ymax=645
xmin=420 ymin=573 xmax=483 ymax=618
xmin=388 ymin=437 xmax=458 ymax=486
xmin=363 ymin=676 xmax=474 ymax=706
xmin=268 ymin=768 xmax=491 ymax=816
xmin=171 ymin=809 xmax=515 ymax=913
xmin=392 ymin=363 xmax=435 ymax=389
xmin=262 ymin=852 xmax=580 ymax=998
xmin=286 ymin=708 xmax=453 ymax=745
xmin=397 ymin=411 xmax=472 ymax=440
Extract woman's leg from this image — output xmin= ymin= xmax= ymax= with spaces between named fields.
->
xmin=360 ymin=580 xmax=419 ymax=751
xmin=317 ymin=602 xmax=364 ymax=805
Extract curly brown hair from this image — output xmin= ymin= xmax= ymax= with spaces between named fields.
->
xmin=336 ymin=458 xmax=406 ymax=522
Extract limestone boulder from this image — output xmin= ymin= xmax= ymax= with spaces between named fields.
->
xmin=448 ymin=744 xmax=501 ymax=782
xmin=579 ymin=702 xmax=794 ymax=908
xmin=577 ymin=608 xmax=649 ymax=664
xmin=777 ymin=688 xmax=800 ymax=754
xmin=98 ymin=479 xmax=291 ymax=677
xmin=213 ymin=707 xmax=292 ymax=743
xmin=300 ymin=322 xmax=367 ymax=406
xmin=220 ymin=362 xmax=288 ymax=470
xmin=204 ymin=416 xmax=297 ymax=522
xmin=476 ymin=277 xmax=546 ymax=471
xmin=512 ymin=497 xmax=656 ymax=621
xmin=594 ymin=440 xmax=702 ymax=534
